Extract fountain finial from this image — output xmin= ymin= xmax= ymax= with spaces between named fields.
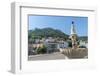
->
xmin=72 ymin=21 xmax=74 ymax=24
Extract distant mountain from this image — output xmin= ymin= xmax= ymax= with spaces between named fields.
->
xmin=28 ymin=28 xmax=69 ymax=40
xmin=28 ymin=27 xmax=88 ymax=42
xmin=78 ymin=36 xmax=88 ymax=41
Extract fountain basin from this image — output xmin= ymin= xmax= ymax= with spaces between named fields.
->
xmin=60 ymin=48 xmax=88 ymax=58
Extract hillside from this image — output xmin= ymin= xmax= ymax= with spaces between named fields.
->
xmin=28 ymin=28 xmax=69 ymax=40
xmin=78 ymin=36 xmax=88 ymax=41
xmin=28 ymin=27 xmax=88 ymax=42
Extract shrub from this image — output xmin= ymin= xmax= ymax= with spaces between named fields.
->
xmin=68 ymin=40 xmax=72 ymax=47
xmin=37 ymin=45 xmax=47 ymax=54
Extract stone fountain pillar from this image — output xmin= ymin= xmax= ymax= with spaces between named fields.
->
xmin=70 ymin=21 xmax=78 ymax=49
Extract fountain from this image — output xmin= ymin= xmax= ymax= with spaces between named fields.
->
xmin=60 ymin=21 xmax=88 ymax=58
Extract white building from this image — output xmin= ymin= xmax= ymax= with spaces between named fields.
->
xmin=57 ymin=41 xmax=68 ymax=49
xmin=44 ymin=37 xmax=68 ymax=53
xmin=79 ymin=40 xmax=88 ymax=48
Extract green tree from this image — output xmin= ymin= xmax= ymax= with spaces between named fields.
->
xmin=37 ymin=45 xmax=47 ymax=54
xmin=68 ymin=40 xmax=72 ymax=47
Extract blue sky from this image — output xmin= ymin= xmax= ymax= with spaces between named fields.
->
xmin=28 ymin=15 xmax=88 ymax=36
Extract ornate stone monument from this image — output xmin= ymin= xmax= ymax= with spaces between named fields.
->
xmin=60 ymin=21 xmax=88 ymax=58
xmin=70 ymin=21 xmax=78 ymax=49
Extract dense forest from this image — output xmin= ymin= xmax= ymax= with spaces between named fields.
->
xmin=28 ymin=28 xmax=87 ymax=41
xmin=28 ymin=28 xmax=69 ymax=40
